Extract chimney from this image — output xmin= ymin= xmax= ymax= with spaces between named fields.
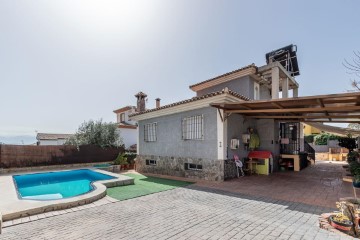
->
xmin=155 ymin=98 xmax=161 ymax=108
xmin=135 ymin=91 xmax=147 ymax=112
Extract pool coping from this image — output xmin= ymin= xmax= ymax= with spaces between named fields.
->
xmin=0 ymin=168 xmax=134 ymax=222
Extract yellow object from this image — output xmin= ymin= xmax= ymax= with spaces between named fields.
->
xmin=304 ymin=124 xmax=321 ymax=135
xmin=280 ymin=154 xmax=300 ymax=171
xmin=249 ymin=133 xmax=260 ymax=149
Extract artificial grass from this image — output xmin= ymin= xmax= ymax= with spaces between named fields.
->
xmin=106 ymin=173 xmax=193 ymax=201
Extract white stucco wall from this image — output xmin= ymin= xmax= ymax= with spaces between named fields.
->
xmin=39 ymin=139 xmax=67 ymax=145
xmin=116 ymin=128 xmax=137 ymax=149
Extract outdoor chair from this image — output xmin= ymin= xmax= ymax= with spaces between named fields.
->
xmin=234 ymin=155 xmax=244 ymax=178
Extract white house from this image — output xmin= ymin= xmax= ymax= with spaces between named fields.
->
xmin=36 ymin=133 xmax=73 ymax=145
xmin=113 ymin=105 xmax=138 ymax=150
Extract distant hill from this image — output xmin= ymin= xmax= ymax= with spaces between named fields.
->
xmin=0 ymin=135 xmax=37 ymax=145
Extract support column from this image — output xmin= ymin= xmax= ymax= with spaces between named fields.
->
xmin=293 ymin=88 xmax=299 ymax=97
xmin=282 ymin=77 xmax=289 ymax=98
xmin=271 ymin=67 xmax=279 ymax=99
xmin=217 ymin=109 xmax=227 ymax=160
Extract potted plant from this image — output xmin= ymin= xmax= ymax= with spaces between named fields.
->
xmin=113 ymin=153 xmax=129 ymax=171
xmin=329 ymin=201 xmax=353 ymax=232
xmin=354 ymin=175 xmax=360 ymax=188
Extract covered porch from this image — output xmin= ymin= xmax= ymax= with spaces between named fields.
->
xmin=212 ymin=92 xmax=360 ymax=178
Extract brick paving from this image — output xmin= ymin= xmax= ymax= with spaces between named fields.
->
xmin=0 ymin=185 xmax=353 ymax=240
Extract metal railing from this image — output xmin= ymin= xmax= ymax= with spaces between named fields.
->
xmin=304 ymin=140 xmax=315 ymax=161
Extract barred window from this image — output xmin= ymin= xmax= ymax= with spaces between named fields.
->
xmin=182 ymin=115 xmax=204 ymax=140
xmin=144 ymin=123 xmax=157 ymax=142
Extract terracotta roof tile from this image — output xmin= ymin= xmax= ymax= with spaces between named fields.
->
xmin=129 ymin=89 xmax=249 ymax=117
xmin=113 ymin=106 xmax=136 ymax=114
xmin=189 ymin=64 xmax=257 ymax=90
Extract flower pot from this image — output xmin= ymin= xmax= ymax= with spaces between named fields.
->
xmin=329 ymin=215 xmax=353 ymax=232
xmin=353 ymin=181 xmax=360 ymax=188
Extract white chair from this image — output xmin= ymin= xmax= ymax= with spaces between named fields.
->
xmin=234 ymin=155 xmax=244 ymax=178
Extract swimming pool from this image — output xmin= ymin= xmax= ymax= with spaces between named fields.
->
xmin=13 ymin=169 xmax=116 ymax=200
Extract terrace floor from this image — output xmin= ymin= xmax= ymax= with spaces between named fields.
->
xmin=0 ymin=161 xmax=355 ymax=239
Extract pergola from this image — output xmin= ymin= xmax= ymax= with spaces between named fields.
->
xmin=211 ymin=92 xmax=360 ymax=123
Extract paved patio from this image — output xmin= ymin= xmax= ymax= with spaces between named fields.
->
xmin=194 ymin=160 xmax=353 ymax=209
xmin=0 ymin=185 xmax=351 ymax=240
xmin=0 ymin=161 xmax=355 ymax=239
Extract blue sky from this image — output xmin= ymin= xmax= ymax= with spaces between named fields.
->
xmin=0 ymin=0 xmax=359 ymax=143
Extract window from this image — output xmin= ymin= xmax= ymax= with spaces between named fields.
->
xmin=182 ymin=115 xmax=204 ymax=140
xmin=120 ymin=113 xmax=125 ymax=122
xmin=144 ymin=122 xmax=157 ymax=142
xmin=254 ymin=82 xmax=260 ymax=100
xmin=146 ymin=160 xmax=157 ymax=166
xmin=184 ymin=163 xmax=202 ymax=171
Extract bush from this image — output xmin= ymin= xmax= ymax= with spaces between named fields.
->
xmin=338 ymin=137 xmax=357 ymax=152
xmin=114 ymin=153 xmax=128 ymax=165
xmin=347 ymin=151 xmax=360 ymax=163
xmin=66 ymin=119 xmax=122 ymax=148
xmin=125 ymin=152 xmax=136 ymax=165
xmin=313 ymin=133 xmax=340 ymax=145
xmin=350 ymin=161 xmax=360 ymax=175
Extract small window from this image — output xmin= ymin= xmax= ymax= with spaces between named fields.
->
xmin=182 ymin=115 xmax=204 ymax=140
xmin=120 ymin=113 xmax=125 ymax=122
xmin=254 ymin=82 xmax=260 ymax=100
xmin=184 ymin=163 xmax=202 ymax=171
xmin=144 ymin=122 xmax=157 ymax=142
xmin=146 ymin=159 xmax=157 ymax=165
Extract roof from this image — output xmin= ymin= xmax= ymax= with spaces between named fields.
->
xmin=248 ymin=151 xmax=273 ymax=159
xmin=113 ymin=106 xmax=136 ymax=114
xmin=36 ymin=133 xmax=73 ymax=140
xmin=130 ymin=88 xmax=250 ymax=118
xmin=305 ymin=123 xmax=360 ymax=137
xmin=118 ymin=123 xmax=137 ymax=129
xmin=189 ymin=64 xmax=257 ymax=92
xmin=211 ymin=91 xmax=360 ymax=124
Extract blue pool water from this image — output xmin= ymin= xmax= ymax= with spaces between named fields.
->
xmin=13 ymin=169 xmax=116 ymax=200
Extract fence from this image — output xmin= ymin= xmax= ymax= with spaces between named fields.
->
xmin=0 ymin=145 xmax=124 ymax=168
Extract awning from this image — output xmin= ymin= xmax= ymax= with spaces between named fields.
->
xmin=211 ymin=92 xmax=360 ymax=123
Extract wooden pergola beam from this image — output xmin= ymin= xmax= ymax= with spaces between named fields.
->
xmin=317 ymin=98 xmax=331 ymax=121
xmin=246 ymin=115 xmax=360 ymax=119
xmin=225 ymin=105 xmax=360 ymax=114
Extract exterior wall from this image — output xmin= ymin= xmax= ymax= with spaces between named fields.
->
xmin=136 ymin=107 xmax=222 ymax=181
xmin=196 ymin=76 xmax=271 ymax=100
xmin=136 ymin=155 xmax=224 ymax=181
xmin=304 ymin=124 xmax=321 ymax=135
xmin=255 ymin=119 xmax=280 ymax=171
xmin=138 ymin=107 xmax=218 ymax=159
xmin=117 ymin=109 xmax=137 ymax=125
xmin=39 ymin=139 xmax=67 ymax=145
xmin=116 ymin=128 xmax=137 ymax=149
xmin=226 ymin=114 xmax=256 ymax=160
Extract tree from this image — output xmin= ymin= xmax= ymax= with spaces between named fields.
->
xmin=66 ymin=119 xmax=122 ymax=148
xmin=343 ymin=51 xmax=360 ymax=91
xmin=344 ymin=51 xmax=360 ymax=129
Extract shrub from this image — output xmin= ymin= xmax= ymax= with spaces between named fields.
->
xmin=338 ymin=137 xmax=357 ymax=152
xmin=313 ymin=133 xmax=340 ymax=145
xmin=347 ymin=151 xmax=360 ymax=163
xmin=114 ymin=153 xmax=128 ymax=165
xmin=66 ymin=119 xmax=122 ymax=148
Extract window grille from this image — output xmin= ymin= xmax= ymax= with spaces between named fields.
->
xmin=182 ymin=115 xmax=204 ymax=140
xmin=144 ymin=123 xmax=157 ymax=142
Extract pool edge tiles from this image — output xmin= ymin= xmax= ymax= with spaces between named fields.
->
xmin=13 ymin=169 xmax=117 ymax=200
xmin=0 ymin=168 xmax=134 ymax=222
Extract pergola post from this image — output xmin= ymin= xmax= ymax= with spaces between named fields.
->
xmin=271 ymin=67 xmax=279 ymax=99
xmin=282 ymin=77 xmax=289 ymax=98
xmin=293 ymin=88 xmax=298 ymax=97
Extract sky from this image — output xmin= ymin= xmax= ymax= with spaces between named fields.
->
xmin=0 ymin=0 xmax=359 ymax=144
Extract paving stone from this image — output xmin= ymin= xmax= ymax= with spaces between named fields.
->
xmin=0 ymin=186 xmax=352 ymax=240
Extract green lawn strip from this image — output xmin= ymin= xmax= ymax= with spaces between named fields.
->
xmin=107 ymin=173 xmax=193 ymax=201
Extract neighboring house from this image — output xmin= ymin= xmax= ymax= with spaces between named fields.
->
xmin=36 ymin=133 xmax=73 ymax=145
xmin=130 ymin=45 xmax=304 ymax=181
xmin=113 ymin=92 xmax=152 ymax=149
xmin=304 ymin=124 xmax=321 ymax=135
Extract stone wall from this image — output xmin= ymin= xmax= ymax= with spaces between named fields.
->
xmin=136 ymin=155 xmax=224 ymax=181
